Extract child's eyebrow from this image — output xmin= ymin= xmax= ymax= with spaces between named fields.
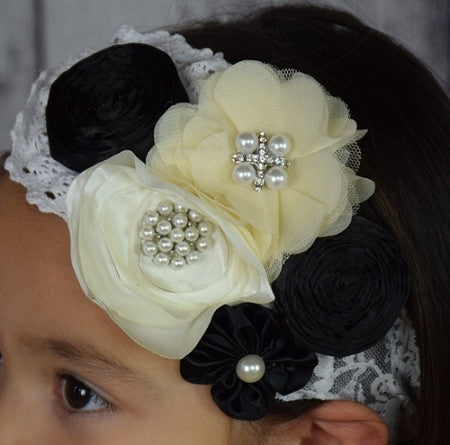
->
xmin=19 ymin=333 xmax=142 ymax=381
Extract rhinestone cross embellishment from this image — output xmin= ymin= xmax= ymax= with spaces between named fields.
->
xmin=232 ymin=131 xmax=291 ymax=192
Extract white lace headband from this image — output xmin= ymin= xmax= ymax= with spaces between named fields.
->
xmin=3 ymin=26 xmax=419 ymax=443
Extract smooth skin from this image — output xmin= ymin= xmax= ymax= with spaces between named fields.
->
xmin=0 ymin=168 xmax=388 ymax=444
xmin=0 ymin=170 xmax=237 ymax=444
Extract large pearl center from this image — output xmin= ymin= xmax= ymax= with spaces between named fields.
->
xmin=236 ymin=354 xmax=266 ymax=383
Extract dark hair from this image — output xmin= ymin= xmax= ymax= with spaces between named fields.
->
xmin=176 ymin=5 xmax=450 ymax=444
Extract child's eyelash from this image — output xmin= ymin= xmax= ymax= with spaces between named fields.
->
xmin=53 ymin=370 xmax=117 ymax=418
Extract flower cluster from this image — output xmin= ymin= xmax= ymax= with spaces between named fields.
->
xmin=149 ymin=61 xmax=375 ymax=277
xmin=63 ymin=55 xmax=409 ymax=419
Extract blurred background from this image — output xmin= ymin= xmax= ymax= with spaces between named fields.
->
xmin=1 ymin=0 xmax=448 ymax=149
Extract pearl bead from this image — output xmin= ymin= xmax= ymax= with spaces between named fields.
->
xmin=158 ymin=237 xmax=173 ymax=252
xmin=142 ymin=241 xmax=158 ymax=256
xmin=144 ymin=212 xmax=159 ymax=226
xmin=173 ymin=203 xmax=188 ymax=214
xmin=139 ymin=226 xmax=155 ymax=240
xmin=170 ymin=227 xmax=185 ymax=243
xmin=153 ymin=252 xmax=170 ymax=266
xmin=172 ymin=213 xmax=188 ymax=228
xmin=184 ymin=226 xmax=199 ymax=242
xmin=268 ymin=135 xmax=291 ymax=157
xmin=171 ymin=256 xmax=186 ymax=268
xmin=265 ymin=166 xmax=288 ymax=190
xmin=188 ymin=209 xmax=203 ymax=223
xmin=233 ymin=163 xmax=256 ymax=185
xmin=195 ymin=237 xmax=209 ymax=251
xmin=235 ymin=132 xmax=258 ymax=154
xmin=236 ymin=355 xmax=266 ymax=383
xmin=185 ymin=251 xmax=200 ymax=264
xmin=157 ymin=200 xmax=173 ymax=216
xmin=156 ymin=220 xmax=172 ymax=235
xmin=197 ymin=221 xmax=213 ymax=236
xmin=175 ymin=241 xmax=191 ymax=256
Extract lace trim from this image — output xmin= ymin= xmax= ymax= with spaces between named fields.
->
xmin=277 ymin=311 xmax=420 ymax=443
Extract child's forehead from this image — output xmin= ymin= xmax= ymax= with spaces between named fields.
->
xmin=0 ymin=175 xmax=148 ymax=369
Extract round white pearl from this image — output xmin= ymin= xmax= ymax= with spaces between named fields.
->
xmin=188 ymin=209 xmax=203 ymax=223
xmin=153 ymin=252 xmax=170 ymax=266
xmin=173 ymin=203 xmax=188 ymax=214
xmin=157 ymin=200 xmax=173 ymax=216
xmin=172 ymin=213 xmax=188 ymax=228
xmin=184 ymin=226 xmax=199 ymax=242
xmin=142 ymin=241 xmax=158 ymax=256
xmin=158 ymin=237 xmax=173 ymax=253
xmin=139 ymin=226 xmax=155 ymax=240
xmin=265 ymin=166 xmax=288 ymax=190
xmin=195 ymin=237 xmax=209 ymax=251
xmin=233 ymin=163 xmax=256 ymax=185
xmin=185 ymin=251 xmax=200 ymax=264
xmin=197 ymin=221 xmax=213 ymax=236
xmin=170 ymin=227 xmax=185 ymax=243
xmin=235 ymin=132 xmax=258 ymax=154
xmin=175 ymin=241 xmax=191 ymax=256
xmin=171 ymin=256 xmax=185 ymax=268
xmin=144 ymin=212 xmax=159 ymax=226
xmin=156 ymin=220 xmax=172 ymax=235
xmin=236 ymin=355 xmax=266 ymax=383
xmin=268 ymin=134 xmax=291 ymax=157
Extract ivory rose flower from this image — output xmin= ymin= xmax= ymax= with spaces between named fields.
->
xmin=149 ymin=61 xmax=374 ymax=279
xmin=66 ymin=151 xmax=274 ymax=359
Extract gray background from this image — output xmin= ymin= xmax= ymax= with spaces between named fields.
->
xmin=1 ymin=0 xmax=448 ymax=150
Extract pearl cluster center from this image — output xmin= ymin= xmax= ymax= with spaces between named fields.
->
xmin=139 ymin=200 xmax=213 ymax=268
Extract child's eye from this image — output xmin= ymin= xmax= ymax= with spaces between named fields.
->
xmin=59 ymin=374 xmax=112 ymax=413
xmin=0 ymin=352 xmax=3 ymax=365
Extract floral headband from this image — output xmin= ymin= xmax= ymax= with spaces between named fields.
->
xmin=3 ymin=26 xmax=419 ymax=440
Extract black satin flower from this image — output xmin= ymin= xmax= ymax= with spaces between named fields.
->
xmin=273 ymin=216 xmax=409 ymax=357
xmin=46 ymin=43 xmax=188 ymax=172
xmin=180 ymin=303 xmax=317 ymax=420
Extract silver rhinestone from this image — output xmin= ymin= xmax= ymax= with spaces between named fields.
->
xmin=156 ymin=220 xmax=172 ymax=235
xmin=171 ymin=256 xmax=186 ymax=268
xmin=197 ymin=221 xmax=213 ymax=236
xmin=142 ymin=241 xmax=158 ymax=257
xmin=195 ymin=237 xmax=209 ymax=251
xmin=157 ymin=200 xmax=173 ymax=216
xmin=153 ymin=252 xmax=170 ymax=266
xmin=172 ymin=213 xmax=188 ymax=228
xmin=144 ymin=212 xmax=159 ymax=226
xmin=157 ymin=237 xmax=173 ymax=252
xmin=188 ymin=209 xmax=203 ymax=223
xmin=170 ymin=227 xmax=185 ymax=243
xmin=139 ymin=226 xmax=155 ymax=240
xmin=185 ymin=251 xmax=200 ymax=264
xmin=236 ymin=355 xmax=266 ymax=383
xmin=184 ymin=226 xmax=199 ymax=242
xmin=175 ymin=241 xmax=191 ymax=256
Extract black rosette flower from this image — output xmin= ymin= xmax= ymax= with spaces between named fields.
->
xmin=180 ymin=303 xmax=317 ymax=420
xmin=46 ymin=43 xmax=188 ymax=172
xmin=273 ymin=216 xmax=409 ymax=357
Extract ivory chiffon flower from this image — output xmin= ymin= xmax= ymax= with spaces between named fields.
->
xmin=149 ymin=61 xmax=374 ymax=278
xmin=66 ymin=151 xmax=274 ymax=359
